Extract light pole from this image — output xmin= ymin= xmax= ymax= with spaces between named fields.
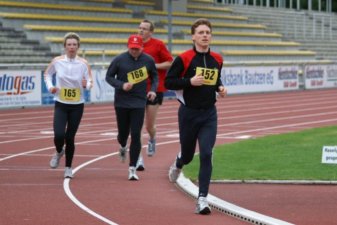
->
xmin=168 ymin=0 xmax=173 ymax=53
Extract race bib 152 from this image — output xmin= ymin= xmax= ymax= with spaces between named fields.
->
xmin=196 ymin=67 xmax=218 ymax=85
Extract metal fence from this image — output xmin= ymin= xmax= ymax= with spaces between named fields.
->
xmin=216 ymin=0 xmax=333 ymax=12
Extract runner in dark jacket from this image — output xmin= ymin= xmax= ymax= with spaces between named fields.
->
xmin=165 ymin=18 xmax=227 ymax=215
xmin=106 ymin=34 xmax=158 ymax=181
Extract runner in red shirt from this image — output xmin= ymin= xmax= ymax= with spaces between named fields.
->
xmin=136 ymin=19 xmax=173 ymax=171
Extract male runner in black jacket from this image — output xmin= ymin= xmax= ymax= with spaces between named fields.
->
xmin=106 ymin=34 xmax=158 ymax=181
xmin=165 ymin=18 xmax=227 ymax=214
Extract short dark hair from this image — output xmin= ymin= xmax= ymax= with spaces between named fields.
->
xmin=63 ymin=32 xmax=80 ymax=47
xmin=191 ymin=18 xmax=212 ymax=35
xmin=141 ymin=19 xmax=155 ymax=32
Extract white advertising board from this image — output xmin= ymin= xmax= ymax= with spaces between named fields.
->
xmin=305 ymin=64 xmax=337 ymax=89
xmin=221 ymin=65 xmax=299 ymax=94
xmin=90 ymin=69 xmax=115 ymax=103
xmin=0 ymin=70 xmax=42 ymax=108
xmin=322 ymin=146 xmax=337 ymax=164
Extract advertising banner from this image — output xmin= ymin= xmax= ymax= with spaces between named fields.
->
xmin=0 ymin=71 xmax=41 ymax=108
xmin=305 ymin=64 xmax=337 ymax=89
xmin=221 ymin=65 xmax=299 ymax=94
xmin=90 ymin=69 xmax=115 ymax=103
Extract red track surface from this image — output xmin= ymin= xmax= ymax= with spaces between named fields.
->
xmin=1 ymin=89 xmax=337 ymax=225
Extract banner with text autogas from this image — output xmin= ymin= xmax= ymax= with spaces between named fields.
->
xmin=0 ymin=71 xmax=41 ymax=108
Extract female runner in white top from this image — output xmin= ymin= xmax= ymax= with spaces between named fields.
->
xmin=44 ymin=32 xmax=93 ymax=178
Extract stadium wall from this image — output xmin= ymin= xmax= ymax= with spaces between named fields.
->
xmin=0 ymin=63 xmax=336 ymax=109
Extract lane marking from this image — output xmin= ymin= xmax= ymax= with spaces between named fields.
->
xmin=40 ymin=131 xmax=53 ymax=134
xmin=63 ymin=152 xmax=118 ymax=225
xmin=0 ymin=138 xmax=113 ymax=162
xmin=63 ymin=139 xmax=292 ymax=225
xmin=63 ymin=140 xmax=179 ymax=225
xmin=217 ymin=117 xmax=337 ymax=137
xmin=3 ymin=90 xmax=337 ymax=224
xmin=1 ymin=183 xmax=61 ymax=186
xmin=234 ymin=135 xmax=252 ymax=139
xmin=100 ymin=132 xmax=118 ymax=136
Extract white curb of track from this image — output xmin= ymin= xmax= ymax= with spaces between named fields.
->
xmin=176 ymin=173 xmax=295 ymax=225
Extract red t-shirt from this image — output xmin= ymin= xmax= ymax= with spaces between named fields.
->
xmin=143 ymin=38 xmax=173 ymax=92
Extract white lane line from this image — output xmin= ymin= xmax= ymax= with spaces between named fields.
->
xmin=218 ymin=110 xmax=337 ymax=128
xmin=0 ymin=146 xmax=54 ymax=162
xmin=1 ymin=183 xmax=61 ymax=186
xmin=4 ymin=96 xmax=336 ymax=224
xmin=63 ymin=139 xmax=291 ymax=225
xmin=63 ymin=140 xmax=179 ymax=225
xmin=0 ymin=136 xmax=53 ymax=145
xmin=217 ymin=117 xmax=337 ymax=137
xmin=63 ymin=152 xmax=118 ymax=225
xmin=2 ymin=99 xmax=336 ymax=136
xmin=0 ymin=138 xmax=113 ymax=162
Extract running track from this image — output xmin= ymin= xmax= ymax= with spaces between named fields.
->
xmin=1 ymin=89 xmax=337 ymax=225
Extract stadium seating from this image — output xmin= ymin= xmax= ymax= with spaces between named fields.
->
xmin=0 ymin=21 xmax=55 ymax=64
xmin=187 ymin=5 xmax=233 ymax=13
xmin=229 ymin=4 xmax=337 ymax=61
xmin=188 ymin=0 xmax=214 ymax=6
xmin=144 ymin=9 xmax=248 ymax=23
xmin=0 ymin=0 xmax=319 ymax=64
xmin=45 ymin=36 xmax=301 ymax=50
xmin=221 ymin=50 xmax=316 ymax=63
xmin=299 ymin=39 xmax=337 ymax=60
xmin=0 ymin=1 xmax=132 ymax=19
xmin=23 ymin=24 xmax=168 ymax=43
xmin=180 ymin=29 xmax=283 ymax=41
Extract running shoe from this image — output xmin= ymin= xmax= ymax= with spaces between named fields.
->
xmin=168 ymin=159 xmax=181 ymax=183
xmin=136 ymin=154 xmax=145 ymax=171
xmin=49 ymin=148 xmax=65 ymax=169
xmin=119 ymin=146 xmax=127 ymax=163
xmin=64 ymin=167 xmax=73 ymax=179
xmin=146 ymin=140 xmax=156 ymax=157
xmin=128 ymin=166 xmax=139 ymax=180
xmin=195 ymin=197 xmax=211 ymax=215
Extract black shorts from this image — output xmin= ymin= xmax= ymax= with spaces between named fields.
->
xmin=146 ymin=92 xmax=163 ymax=105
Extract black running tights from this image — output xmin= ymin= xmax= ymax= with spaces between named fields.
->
xmin=115 ymin=107 xmax=145 ymax=167
xmin=53 ymin=101 xmax=84 ymax=167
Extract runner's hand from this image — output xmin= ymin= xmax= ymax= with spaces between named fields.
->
xmin=82 ymin=79 xmax=87 ymax=88
xmin=147 ymin=91 xmax=156 ymax=101
xmin=50 ymin=87 xmax=58 ymax=94
xmin=123 ymin=82 xmax=133 ymax=91
xmin=218 ymin=86 xmax=227 ymax=98
xmin=190 ymin=74 xmax=204 ymax=86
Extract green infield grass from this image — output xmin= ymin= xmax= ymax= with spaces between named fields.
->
xmin=183 ymin=126 xmax=337 ymax=181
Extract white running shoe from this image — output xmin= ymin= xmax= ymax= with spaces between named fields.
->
xmin=146 ymin=140 xmax=156 ymax=157
xmin=168 ymin=160 xmax=181 ymax=183
xmin=64 ymin=167 xmax=73 ymax=179
xmin=119 ymin=146 xmax=127 ymax=163
xmin=136 ymin=154 xmax=145 ymax=171
xmin=195 ymin=197 xmax=211 ymax=215
xmin=49 ymin=148 xmax=65 ymax=169
xmin=128 ymin=166 xmax=139 ymax=180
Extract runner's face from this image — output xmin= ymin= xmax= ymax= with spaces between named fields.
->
xmin=138 ymin=22 xmax=152 ymax=42
xmin=192 ymin=25 xmax=211 ymax=51
xmin=65 ymin=38 xmax=79 ymax=58
xmin=128 ymin=48 xmax=142 ymax=59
